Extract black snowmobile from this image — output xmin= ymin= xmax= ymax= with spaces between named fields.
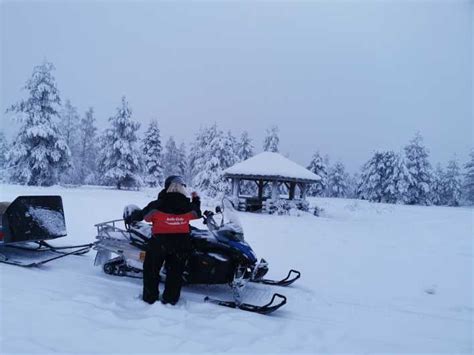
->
xmin=0 ymin=196 xmax=93 ymax=267
xmin=93 ymin=198 xmax=300 ymax=314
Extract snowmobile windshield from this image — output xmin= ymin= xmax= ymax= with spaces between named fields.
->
xmin=206 ymin=198 xmax=244 ymax=242
xmin=219 ymin=198 xmax=244 ymax=241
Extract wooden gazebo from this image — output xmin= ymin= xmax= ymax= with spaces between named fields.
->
xmin=224 ymin=152 xmax=321 ymax=212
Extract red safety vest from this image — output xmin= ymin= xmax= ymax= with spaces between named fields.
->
xmin=144 ymin=210 xmax=198 ymax=235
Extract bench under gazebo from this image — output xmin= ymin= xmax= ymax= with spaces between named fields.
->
xmin=224 ymin=152 xmax=321 ymax=213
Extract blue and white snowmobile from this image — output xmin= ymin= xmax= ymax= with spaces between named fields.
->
xmin=93 ymin=198 xmax=300 ymax=314
xmin=0 ymin=196 xmax=93 ymax=267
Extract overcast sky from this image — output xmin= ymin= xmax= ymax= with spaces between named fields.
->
xmin=1 ymin=0 xmax=472 ymax=172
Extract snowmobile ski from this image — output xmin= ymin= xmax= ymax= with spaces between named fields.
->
xmin=251 ymin=269 xmax=301 ymax=287
xmin=204 ymin=293 xmax=287 ymax=315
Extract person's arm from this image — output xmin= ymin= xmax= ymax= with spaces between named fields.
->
xmin=141 ymin=200 xmax=162 ymax=222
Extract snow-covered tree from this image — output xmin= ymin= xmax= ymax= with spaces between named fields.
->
xmin=357 ymin=151 xmax=412 ymax=203
xmin=307 ymin=152 xmax=327 ymax=196
xmin=177 ymin=143 xmax=188 ymax=181
xmin=236 ymin=131 xmax=255 ymax=194
xmin=441 ymin=159 xmax=462 ymax=206
xmin=142 ymin=120 xmax=164 ymax=187
xmin=384 ymin=152 xmax=412 ymax=204
xmin=207 ymin=130 xmax=238 ymax=197
xmin=191 ymin=124 xmax=238 ymax=196
xmin=327 ymin=162 xmax=348 ymax=198
xmin=404 ymin=133 xmax=433 ymax=205
xmin=357 ymin=152 xmax=385 ymax=202
xmin=431 ymin=164 xmax=445 ymax=206
xmin=463 ymin=150 xmax=474 ymax=205
xmin=60 ymin=99 xmax=80 ymax=152
xmin=76 ymin=107 xmax=98 ymax=184
xmin=189 ymin=126 xmax=211 ymax=184
xmin=237 ymin=131 xmax=254 ymax=161
xmin=263 ymin=126 xmax=280 ymax=152
xmin=0 ymin=133 xmax=8 ymax=181
xmin=59 ymin=100 xmax=86 ymax=184
xmin=346 ymin=173 xmax=360 ymax=199
xmin=163 ymin=136 xmax=181 ymax=179
xmin=6 ymin=61 xmax=70 ymax=186
xmin=97 ymin=96 xmax=142 ymax=189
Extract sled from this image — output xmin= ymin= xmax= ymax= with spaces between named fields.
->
xmin=0 ymin=196 xmax=93 ymax=267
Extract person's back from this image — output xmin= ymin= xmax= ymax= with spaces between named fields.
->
xmin=140 ymin=176 xmax=201 ymax=305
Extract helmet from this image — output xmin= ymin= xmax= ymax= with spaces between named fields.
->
xmin=164 ymin=175 xmax=186 ymax=189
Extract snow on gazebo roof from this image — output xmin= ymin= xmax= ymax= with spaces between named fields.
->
xmin=224 ymin=152 xmax=321 ymax=183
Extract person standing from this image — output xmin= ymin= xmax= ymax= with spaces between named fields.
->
xmin=136 ymin=175 xmax=201 ymax=305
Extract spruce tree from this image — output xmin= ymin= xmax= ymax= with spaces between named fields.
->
xmin=463 ymin=150 xmax=474 ymax=205
xmin=358 ymin=151 xmax=411 ymax=203
xmin=346 ymin=173 xmax=360 ymax=199
xmin=442 ymin=159 xmax=462 ymax=206
xmin=97 ymin=96 xmax=142 ymax=189
xmin=177 ymin=143 xmax=188 ymax=181
xmin=163 ymin=136 xmax=180 ymax=179
xmin=189 ymin=124 xmax=218 ymax=189
xmin=60 ymin=100 xmax=83 ymax=184
xmin=237 ymin=131 xmax=254 ymax=161
xmin=307 ymin=152 xmax=327 ymax=196
xmin=236 ymin=131 xmax=255 ymax=194
xmin=60 ymin=99 xmax=80 ymax=153
xmin=142 ymin=120 xmax=164 ymax=187
xmin=6 ymin=61 xmax=70 ymax=186
xmin=327 ymin=162 xmax=348 ymax=198
xmin=431 ymin=164 xmax=445 ymax=206
xmin=357 ymin=152 xmax=385 ymax=202
xmin=77 ymin=107 xmax=98 ymax=184
xmin=207 ymin=130 xmax=238 ymax=197
xmin=404 ymin=133 xmax=433 ymax=205
xmin=263 ymin=126 xmax=280 ymax=152
xmin=384 ymin=152 xmax=412 ymax=204
xmin=191 ymin=124 xmax=238 ymax=196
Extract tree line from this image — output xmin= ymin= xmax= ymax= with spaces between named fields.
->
xmin=1 ymin=61 xmax=473 ymax=206
xmin=306 ymin=135 xmax=474 ymax=206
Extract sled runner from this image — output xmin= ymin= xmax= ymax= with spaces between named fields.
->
xmin=94 ymin=198 xmax=300 ymax=314
xmin=0 ymin=196 xmax=93 ymax=267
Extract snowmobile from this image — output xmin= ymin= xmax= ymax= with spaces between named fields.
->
xmin=93 ymin=198 xmax=300 ymax=314
xmin=0 ymin=196 xmax=93 ymax=267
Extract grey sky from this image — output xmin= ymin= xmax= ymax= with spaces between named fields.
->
xmin=1 ymin=0 xmax=472 ymax=172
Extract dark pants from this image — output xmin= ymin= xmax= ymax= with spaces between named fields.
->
xmin=142 ymin=235 xmax=189 ymax=305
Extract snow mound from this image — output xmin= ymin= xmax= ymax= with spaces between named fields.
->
xmin=27 ymin=206 xmax=66 ymax=236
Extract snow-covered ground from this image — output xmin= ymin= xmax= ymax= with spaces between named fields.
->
xmin=0 ymin=184 xmax=472 ymax=354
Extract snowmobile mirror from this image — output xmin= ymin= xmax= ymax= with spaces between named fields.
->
xmin=215 ymin=206 xmax=222 ymax=214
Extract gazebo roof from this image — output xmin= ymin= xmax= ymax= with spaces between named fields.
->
xmin=224 ymin=152 xmax=321 ymax=183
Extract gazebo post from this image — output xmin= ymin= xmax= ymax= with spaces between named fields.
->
xmin=232 ymin=178 xmax=240 ymax=198
xmin=289 ymin=182 xmax=296 ymax=200
xmin=300 ymin=183 xmax=307 ymax=200
xmin=271 ymin=180 xmax=279 ymax=201
xmin=257 ymin=179 xmax=264 ymax=201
